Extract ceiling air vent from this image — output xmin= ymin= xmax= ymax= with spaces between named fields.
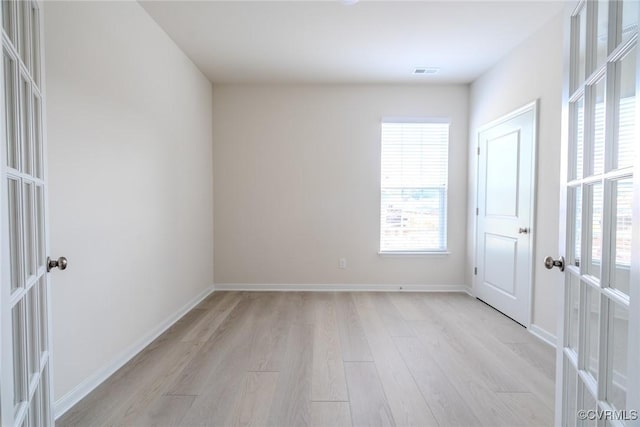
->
xmin=413 ymin=67 xmax=440 ymax=75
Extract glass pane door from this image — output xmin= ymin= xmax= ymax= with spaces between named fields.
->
xmin=561 ymin=1 xmax=638 ymax=426
xmin=1 ymin=1 xmax=52 ymax=426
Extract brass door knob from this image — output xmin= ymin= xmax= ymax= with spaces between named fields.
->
xmin=47 ymin=256 xmax=68 ymax=272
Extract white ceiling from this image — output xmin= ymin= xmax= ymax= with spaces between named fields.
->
xmin=140 ymin=1 xmax=564 ymax=84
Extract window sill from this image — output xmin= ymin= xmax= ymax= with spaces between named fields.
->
xmin=378 ymin=251 xmax=450 ymax=257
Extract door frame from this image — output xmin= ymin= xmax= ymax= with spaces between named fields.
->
xmin=472 ymin=100 xmax=539 ymax=328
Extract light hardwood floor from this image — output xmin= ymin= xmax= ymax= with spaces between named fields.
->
xmin=57 ymin=292 xmax=555 ymax=427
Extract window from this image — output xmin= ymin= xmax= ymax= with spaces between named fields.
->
xmin=380 ymin=120 xmax=449 ymax=253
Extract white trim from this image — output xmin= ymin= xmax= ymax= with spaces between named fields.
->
xmin=528 ymin=100 xmax=540 ymax=330
xmin=377 ymin=251 xmax=450 ymax=257
xmin=381 ymin=116 xmax=451 ymax=124
xmin=556 ymin=4 xmax=574 ymax=426
xmin=627 ymin=1 xmax=640 ymax=420
xmin=529 ymin=324 xmax=558 ymax=348
xmin=0 ymin=30 xmax=16 ymax=427
xmin=53 ymin=284 xmax=215 ymax=420
xmin=213 ymin=283 xmax=470 ymax=293
xmin=476 ymin=100 xmax=540 ymax=134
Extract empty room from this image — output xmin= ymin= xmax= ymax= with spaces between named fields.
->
xmin=0 ymin=0 xmax=638 ymax=426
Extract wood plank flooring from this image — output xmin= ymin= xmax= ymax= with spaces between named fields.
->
xmin=57 ymin=292 xmax=555 ymax=427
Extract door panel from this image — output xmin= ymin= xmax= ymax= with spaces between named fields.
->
xmin=585 ymin=181 xmax=603 ymax=280
xmin=475 ymin=104 xmax=536 ymax=326
xmin=1 ymin=1 xmax=53 ymax=426
xmin=588 ymin=77 xmax=605 ymax=176
xmin=567 ymin=274 xmax=581 ymax=354
xmin=606 ymin=300 xmax=628 ymax=411
xmin=483 ymin=234 xmax=518 ymax=296
xmin=565 ymin=357 xmax=579 ymax=427
xmin=621 ymin=0 xmax=638 ymax=46
xmin=569 ymin=186 xmax=583 ymax=268
xmin=3 ymin=46 xmax=18 ymax=170
xmin=583 ymin=284 xmax=600 ymax=381
xmin=609 ymin=177 xmax=632 ymax=294
xmin=7 ymin=175 xmax=22 ymax=291
xmin=557 ymin=1 xmax=639 ymax=426
xmin=571 ymin=96 xmax=585 ymax=180
xmin=485 ymin=131 xmax=520 ymax=217
xmin=614 ymin=48 xmax=636 ymax=170
xmin=574 ymin=3 xmax=588 ymax=93
xmin=12 ymin=300 xmax=26 ymax=407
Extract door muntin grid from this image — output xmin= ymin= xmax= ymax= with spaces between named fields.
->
xmin=1 ymin=1 xmax=51 ymax=426
xmin=563 ymin=1 xmax=637 ymax=426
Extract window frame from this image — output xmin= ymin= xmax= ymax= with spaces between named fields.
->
xmin=378 ymin=117 xmax=450 ymax=255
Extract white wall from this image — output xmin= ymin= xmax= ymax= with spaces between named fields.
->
xmin=468 ymin=13 xmax=564 ymax=339
xmin=213 ymin=84 xmax=468 ymax=287
xmin=44 ymin=1 xmax=214 ymax=406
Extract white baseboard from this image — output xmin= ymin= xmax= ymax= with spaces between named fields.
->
xmin=213 ymin=283 xmax=470 ymax=293
xmin=529 ymin=323 xmax=557 ymax=347
xmin=53 ymin=284 xmax=215 ymax=420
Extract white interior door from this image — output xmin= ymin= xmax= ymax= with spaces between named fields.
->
xmin=474 ymin=103 xmax=537 ymax=326
xmin=1 ymin=1 xmax=55 ymax=426
xmin=555 ymin=1 xmax=640 ymax=426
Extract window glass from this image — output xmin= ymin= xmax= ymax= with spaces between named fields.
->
xmin=380 ymin=121 xmax=448 ymax=252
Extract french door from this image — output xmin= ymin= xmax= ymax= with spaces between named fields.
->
xmin=556 ymin=1 xmax=640 ymax=426
xmin=1 ymin=1 xmax=54 ymax=426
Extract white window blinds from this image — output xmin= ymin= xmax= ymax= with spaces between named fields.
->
xmin=380 ymin=121 xmax=449 ymax=252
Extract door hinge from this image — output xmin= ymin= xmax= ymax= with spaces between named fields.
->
xmin=476 ymin=207 xmax=479 ymax=215
xmin=474 ymin=267 xmax=478 ymax=275
xmin=477 ymin=146 xmax=480 ymax=155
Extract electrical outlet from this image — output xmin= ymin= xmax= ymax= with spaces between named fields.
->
xmin=339 ymin=258 xmax=347 ymax=269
